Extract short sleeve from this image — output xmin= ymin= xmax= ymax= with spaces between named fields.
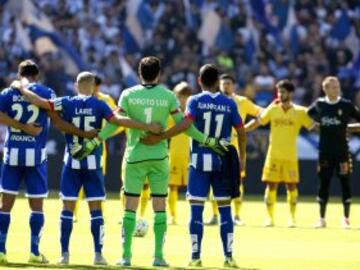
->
xmin=185 ymin=96 xmax=197 ymax=120
xmin=0 ymin=89 xmax=10 ymax=112
xmin=51 ymin=96 xmax=71 ymax=112
xmin=307 ymin=100 xmax=319 ymax=120
xmin=258 ymin=105 xmax=273 ymax=125
xmin=300 ymin=109 xmax=313 ymax=129
xmin=349 ymin=103 xmax=360 ymax=122
xmin=231 ymin=99 xmax=243 ymax=128
xmin=169 ymin=92 xmax=180 ymax=115
xmin=118 ymin=91 xmax=128 ymax=115
xmin=99 ymin=100 xmax=114 ymax=121
xmin=245 ymin=98 xmax=262 ymax=117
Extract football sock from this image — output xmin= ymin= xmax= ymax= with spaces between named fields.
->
xmin=122 ymin=210 xmax=136 ymax=258
xmin=233 ymin=184 xmax=244 ymax=217
xmin=340 ymin=176 xmax=351 ymax=218
xmin=140 ymin=188 xmax=150 ymax=218
xmin=90 ymin=210 xmax=104 ymax=253
xmin=189 ymin=204 xmax=204 ymax=259
xmin=154 ymin=211 xmax=167 ymax=258
xmin=30 ymin=211 xmax=44 ymax=256
xmin=287 ymin=189 xmax=298 ymax=220
xmin=218 ymin=205 xmax=234 ymax=258
xmin=0 ymin=212 xmax=10 ymax=253
xmin=168 ymin=188 xmax=178 ymax=221
xmin=211 ymin=200 xmax=219 ymax=218
xmin=60 ymin=210 xmax=73 ymax=253
xmin=264 ymin=187 xmax=277 ymax=221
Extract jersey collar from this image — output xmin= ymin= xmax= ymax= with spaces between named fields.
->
xmin=203 ymin=90 xmax=221 ymax=98
xmin=324 ymin=96 xmax=341 ymax=104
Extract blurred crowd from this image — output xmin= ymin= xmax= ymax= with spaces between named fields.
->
xmin=1 ymin=0 xmax=360 ymax=107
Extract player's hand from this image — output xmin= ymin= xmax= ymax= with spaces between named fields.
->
xmin=147 ymin=122 xmax=163 ymax=134
xmin=24 ymin=123 xmax=43 ymax=136
xmin=71 ymin=137 xmax=101 ymax=160
xmin=203 ymin=137 xmax=230 ymax=156
xmin=83 ymin=129 xmax=98 ymax=139
xmin=10 ymin=78 xmax=29 ymax=91
xmin=140 ymin=134 xmax=163 ymax=145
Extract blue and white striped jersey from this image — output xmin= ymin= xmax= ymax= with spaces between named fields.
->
xmin=185 ymin=91 xmax=242 ymax=172
xmin=52 ymin=95 xmax=114 ymax=170
xmin=0 ymin=83 xmax=55 ymax=167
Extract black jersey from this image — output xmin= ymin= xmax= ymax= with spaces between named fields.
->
xmin=308 ymin=97 xmax=360 ymax=157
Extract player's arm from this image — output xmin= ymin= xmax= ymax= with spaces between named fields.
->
xmin=107 ymin=113 xmax=162 ymax=134
xmin=0 ymin=111 xmax=42 ymax=136
xmin=245 ymin=104 xmax=272 ymax=132
xmin=11 ymin=80 xmax=52 ymax=110
xmin=48 ymin=111 xmax=97 ymax=139
xmin=235 ymin=125 xmax=247 ymax=173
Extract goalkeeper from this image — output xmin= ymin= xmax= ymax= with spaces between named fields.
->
xmin=75 ymin=57 xmax=225 ymax=267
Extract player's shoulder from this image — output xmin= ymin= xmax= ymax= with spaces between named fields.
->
xmin=340 ymin=97 xmax=352 ymax=105
xmin=29 ymin=83 xmax=55 ymax=95
xmin=0 ymin=87 xmax=15 ymax=96
xmin=293 ymin=103 xmax=307 ymax=111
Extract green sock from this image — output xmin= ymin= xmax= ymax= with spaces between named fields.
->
xmin=154 ymin=211 xmax=167 ymax=258
xmin=122 ymin=210 xmax=136 ymax=258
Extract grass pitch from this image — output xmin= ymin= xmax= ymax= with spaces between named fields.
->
xmin=1 ymin=194 xmax=360 ymax=270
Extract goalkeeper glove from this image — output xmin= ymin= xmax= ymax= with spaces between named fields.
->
xmin=71 ymin=137 xmax=101 ymax=160
xmin=203 ymin=136 xmax=230 ymax=156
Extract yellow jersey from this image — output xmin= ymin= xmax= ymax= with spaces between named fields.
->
xmin=230 ymin=95 xmax=262 ymax=148
xmin=97 ymin=92 xmax=124 ymax=174
xmin=168 ymin=118 xmax=190 ymax=160
xmin=258 ymin=102 xmax=313 ymax=162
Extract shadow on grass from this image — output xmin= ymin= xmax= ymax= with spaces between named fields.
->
xmin=2 ymin=262 xmax=261 ymax=270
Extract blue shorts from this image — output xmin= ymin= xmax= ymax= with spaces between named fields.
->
xmin=60 ymin=166 xmax=105 ymax=201
xmin=0 ymin=163 xmax=48 ymax=198
xmin=187 ymin=166 xmax=231 ymax=201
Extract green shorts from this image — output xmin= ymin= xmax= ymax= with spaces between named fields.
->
xmin=122 ymin=158 xmax=169 ymax=196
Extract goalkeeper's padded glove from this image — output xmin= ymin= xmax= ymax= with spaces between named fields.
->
xmin=203 ymin=136 xmax=230 ymax=156
xmin=71 ymin=137 xmax=101 ymax=160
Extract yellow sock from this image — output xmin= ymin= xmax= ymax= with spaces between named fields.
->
xmin=211 ymin=200 xmax=219 ymax=217
xmin=140 ymin=187 xmax=150 ymax=218
xmin=287 ymin=189 xmax=298 ymax=220
xmin=74 ymin=188 xmax=85 ymax=220
xmin=264 ymin=187 xmax=277 ymax=220
xmin=234 ymin=184 xmax=244 ymax=217
xmin=168 ymin=188 xmax=178 ymax=221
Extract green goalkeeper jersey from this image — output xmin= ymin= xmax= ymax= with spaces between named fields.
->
xmin=118 ymin=84 xmax=180 ymax=163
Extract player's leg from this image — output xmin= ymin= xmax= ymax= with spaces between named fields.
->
xmin=148 ymin=159 xmax=170 ymax=267
xmin=233 ymin=178 xmax=245 ymax=226
xmin=284 ymin=161 xmax=300 ymax=227
xmin=168 ymin=185 xmax=178 ymax=224
xmin=212 ymin=172 xmax=237 ymax=267
xmin=73 ymin=187 xmax=84 ymax=222
xmin=262 ymin=159 xmax=280 ymax=226
xmin=25 ymin=163 xmax=49 ymax=263
xmin=118 ymin=162 xmax=145 ymax=266
xmin=83 ymin=169 xmax=107 ymax=265
xmin=337 ymin=160 xmax=351 ymax=228
xmin=0 ymin=164 xmax=21 ymax=262
xmin=205 ymin=190 xmax=219 ymax=225
xmin=139 ymin=182 xmax=150 ymax=219
xmin=186 ymin=167 xmax=209 ymax=267
xmin=58 ymin=166 xmax=82 ymax=265
xmin=285 ymin=183 xmax=298 ymax=227
xmin=316 ymin=156 xmax=334 ymax=228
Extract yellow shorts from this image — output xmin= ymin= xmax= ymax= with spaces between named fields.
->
xmin=169 ymin=155 xmax=189 ymax=186
xmin=262 ymin=158 xmax=299 ymax=183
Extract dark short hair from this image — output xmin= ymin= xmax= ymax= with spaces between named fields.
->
xmin=18 ymin=60 xmax=39 ymax=77
xmin=138 ymin=56 xmax=161 ymax=82
xmin=199 ymin=64 xmax=219 ymax=88
xmin=276 ymin=79 xmax=295 ymax=92
xmin=219 ymin=73 xmax=235 ymax=83
xmin=94 ymin=74 xmax=102 ymax=86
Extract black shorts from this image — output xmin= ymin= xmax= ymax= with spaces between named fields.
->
xmin=318 ymin=152 xmax=352 ymax=178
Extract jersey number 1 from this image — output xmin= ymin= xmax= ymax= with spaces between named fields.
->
xmin=203 ymin=112 xmax=224 ymax=138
